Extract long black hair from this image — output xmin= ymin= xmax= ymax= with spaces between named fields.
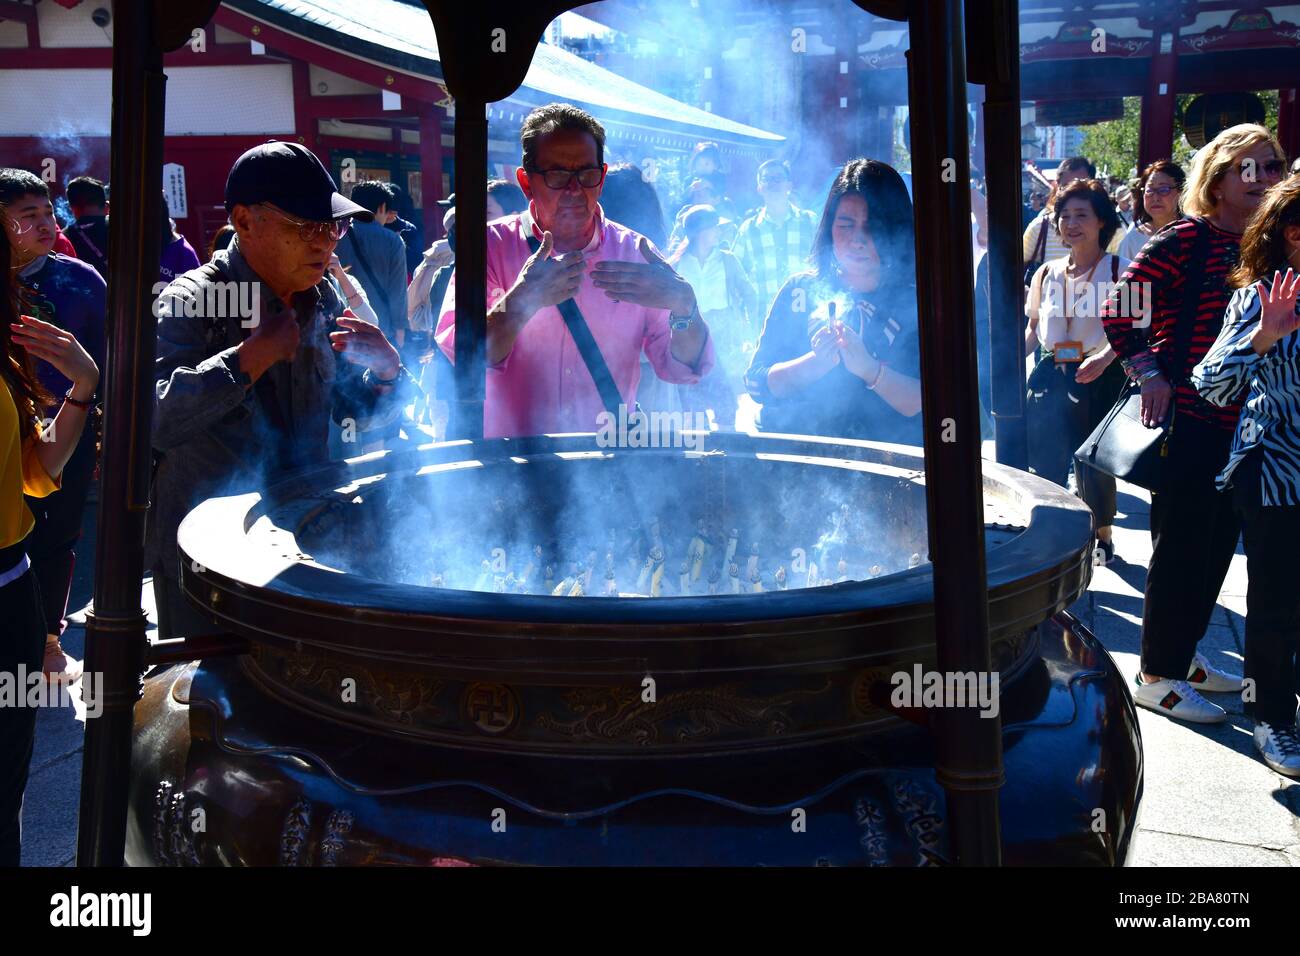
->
xmin=0 ymin=195 xmax=53 ymax=435
xmin=809 ymin=158 xmax=915 ymax=296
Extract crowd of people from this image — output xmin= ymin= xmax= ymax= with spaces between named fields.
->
xmin=2 ymin=98 xmax=1300 ymax=865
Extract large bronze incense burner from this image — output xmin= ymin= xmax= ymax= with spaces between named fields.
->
xmin=124 ymin=433 xmax=1142 ymax=865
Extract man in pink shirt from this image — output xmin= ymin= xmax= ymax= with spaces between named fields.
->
xmin=436 ymin=102 xmax=714 ymax=438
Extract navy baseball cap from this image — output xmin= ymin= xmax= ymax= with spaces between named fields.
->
xmin=224 ymin=141 xmax=373 ymax=222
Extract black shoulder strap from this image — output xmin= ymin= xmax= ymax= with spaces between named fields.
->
xmin=525 ymin=234 xmax=625 ymax=417
xmin=1167 ymin=219 xmax=1213 ymax=385
xmin=1033 ymin=216 xmax=1049 ymax=260
xmin=71 ymin=222 xmax=107 ymax=265
xmin=1111 ymin=253 xmax=1119 ymax=283
xmin=344 ymin=231 xmax=384 ymax=305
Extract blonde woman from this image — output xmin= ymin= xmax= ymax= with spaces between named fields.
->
xmin=1101 ymin=124 xmax=1288 ymax=724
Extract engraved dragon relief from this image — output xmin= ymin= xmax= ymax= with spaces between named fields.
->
xmin=280 ymin=800 xmax=355 ymax=867
xmin=274 ymin=652 xmax=444 ymax=726
xmin=534 ymin=681 xmax=832 ymax=746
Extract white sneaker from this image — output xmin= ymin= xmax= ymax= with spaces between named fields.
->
xmin=1132 ymin=676 xmax=1227 ymax=723
xmin=1186 ymin=651 xmax=1244 ymax=693
xmin=1253 ymin=722 xmax=1300 ymax=777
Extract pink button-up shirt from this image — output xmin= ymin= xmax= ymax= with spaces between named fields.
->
xmin=435 ymin=206 xmax=714 ymax=439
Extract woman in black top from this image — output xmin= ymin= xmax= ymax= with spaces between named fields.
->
xmin=745 ymin=159 xmax=922 ymax=444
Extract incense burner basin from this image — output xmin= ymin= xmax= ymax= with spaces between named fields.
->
xmin=125 ymin=432 xmax=1142 ymax=865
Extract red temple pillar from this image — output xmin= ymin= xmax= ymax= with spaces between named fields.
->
xmin=1138 ymin=26 xmax=1179 ymax=171
xmin=419 ymin=103 xmax=446 ymax=240
xmin=1279 ymin=88 xmax=1299 ymax=164
xmin=292 ymin=60 xmax=320 ymax=155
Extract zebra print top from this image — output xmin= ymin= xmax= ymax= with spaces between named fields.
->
xmin=1192 ymin=284 xmax=1300 ymax=505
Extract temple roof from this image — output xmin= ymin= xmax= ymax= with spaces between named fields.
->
xmin=224 ymin=0 xmax=784 ymax=144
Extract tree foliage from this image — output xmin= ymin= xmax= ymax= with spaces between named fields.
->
xmin=1080 ymin=91 xmax=1280 ymax=185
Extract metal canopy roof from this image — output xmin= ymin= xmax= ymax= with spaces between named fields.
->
xmin=224 ymin=0 xmax=784 ymax=144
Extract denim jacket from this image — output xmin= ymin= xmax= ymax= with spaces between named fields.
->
xmin=147 ymin=237 xmax=404 ymax=574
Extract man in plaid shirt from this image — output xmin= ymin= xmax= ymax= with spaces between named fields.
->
xmin=732 ymin=160 xmax=818 ymax=319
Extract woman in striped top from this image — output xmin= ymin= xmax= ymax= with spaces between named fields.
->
xmin=1100 ymin=123 xmax=1288 ymax=725
xmin=1192 ymin=176 xmax=1300 ymax=775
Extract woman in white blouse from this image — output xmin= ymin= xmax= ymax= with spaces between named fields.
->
xmin=1025 ymin=178 xmax=1131 ymax=562
xmin=1118 ymin=160 xmax=1185 ymax=262
xmin=669 ymin=204 xmax=756 ymax=424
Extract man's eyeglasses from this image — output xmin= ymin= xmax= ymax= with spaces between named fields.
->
xmin=528 ymin=166 xmax=606 ymax=190
xmin=1236 ymin=159 xmax=1286 ymax=179
xmin=257 ymin=204 xmax=350 ymax=242
xmin=1143 ymin=185 xmax=1179 ymax=197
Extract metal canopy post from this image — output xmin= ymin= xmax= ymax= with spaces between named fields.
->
xmin=76 ymin=0 xmax=218 ymax=867
xmin=422 ymin=2 xmax=574 ymax=441
xmin=972 ymin=0 xmax=1029 ymax=469
xmin=907 ymin=0 xmax=1004 ymax=866
xmin=450 ymin=100 xmax=489 ymax=441
xmin=75 ymin=0 xmax=166 ymax=867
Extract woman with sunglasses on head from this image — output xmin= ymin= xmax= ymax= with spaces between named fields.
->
xmin=1118 ymin=160 xmax=1186 ymax=262
xmin=1192 ymin=176 xmax=1300 ymax=775
xmin=1 ymin=188 xmax=99 ymax=866
xmin=1101 ymin=124 xmax=1288 ymax=724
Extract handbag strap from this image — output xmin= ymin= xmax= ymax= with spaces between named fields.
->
xmin=525 ymin=233 xmax=625 ymax=418
xmin=344 ymin=232 xmax=385 ymax=307
xmin=1033 ymin=216 xmax=1048 ymax=262
xmin=1166 ymin=219 xmax=1213 ymax=386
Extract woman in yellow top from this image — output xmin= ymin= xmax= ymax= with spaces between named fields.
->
xmin=1 ymin=206 xmax=98 ymax=866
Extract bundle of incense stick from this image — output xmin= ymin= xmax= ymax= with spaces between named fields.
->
xmin=649 ymin=546 xmax=665 ymax=597
xmin=605 ymin=552 xmax=619 ymax=595
xmin=688 ymin=519 xmax=709 ymax=582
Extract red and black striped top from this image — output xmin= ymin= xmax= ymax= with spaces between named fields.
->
xmin=1100 ymin=217 xmax=1243 ymax=431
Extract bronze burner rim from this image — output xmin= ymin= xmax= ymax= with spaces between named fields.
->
xmin=177 ymin=432 xmax=1092 ymax=638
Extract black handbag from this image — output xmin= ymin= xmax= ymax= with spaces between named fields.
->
xmin=1074 ymin=222 xmax=1211 ymax=492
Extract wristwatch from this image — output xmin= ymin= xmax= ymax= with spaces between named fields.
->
xmin=363 ymin=366 xmax=403 ymax=389
xmin=670 ymin=303 xmax=700 ymax=332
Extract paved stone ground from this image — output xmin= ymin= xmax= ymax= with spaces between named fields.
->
xmin=19 ymin=467 xmax=1300 ymax=865
xmin=1070 ymin=481 xmax=1300 ymax=866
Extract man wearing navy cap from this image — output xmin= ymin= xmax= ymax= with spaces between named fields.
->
xmin=148 ymin=141 xmax=410 ymax=639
